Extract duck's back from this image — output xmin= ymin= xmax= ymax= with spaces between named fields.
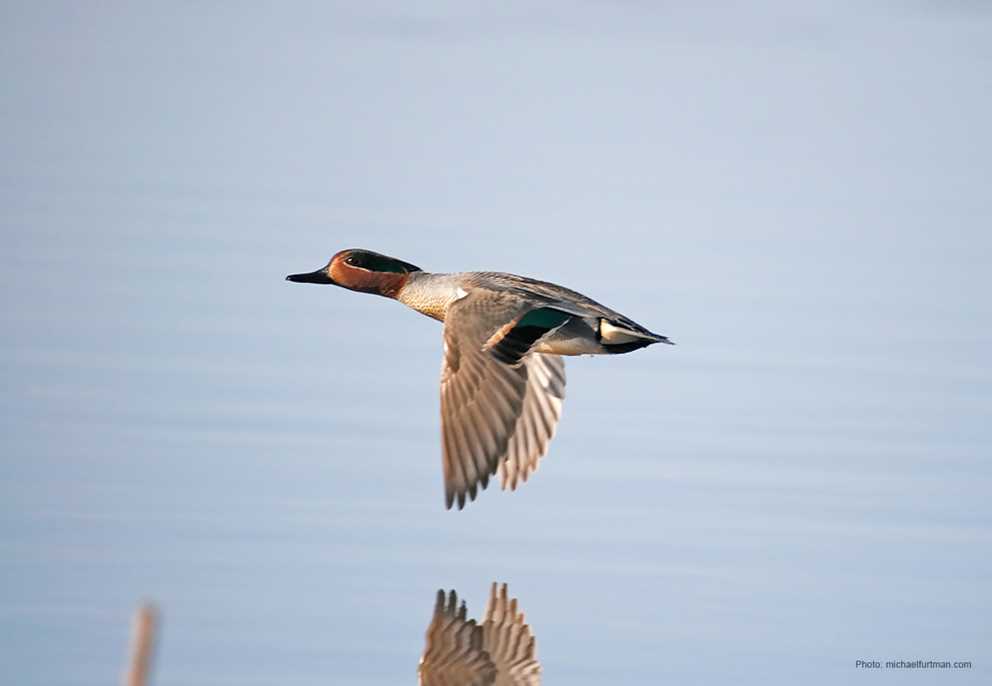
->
xmin=465 ymin=271 xmax=660 ymax=340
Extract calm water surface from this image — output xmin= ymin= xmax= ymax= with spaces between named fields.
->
xmin=2 ymin=3 xmax=990 ymax=684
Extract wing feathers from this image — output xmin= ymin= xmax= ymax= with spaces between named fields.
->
xmin=498 ymin=354 xmax=566 ymax=492
xmin=483 ymin=583 xmax=541 ymax=685
xmin=440 ymin=292 xmax=567 ymax=509
xmin=419 ymin=589 xmax=497 ymax=686
xmin=420 ymin=585 xmax=540 ymax=686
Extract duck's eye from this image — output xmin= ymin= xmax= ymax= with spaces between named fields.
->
xmin=345 ymin=256 xmax=357 ymax=266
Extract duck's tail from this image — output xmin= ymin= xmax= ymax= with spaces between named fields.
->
xmin=599 ymin=319 xmax=674 ymax=353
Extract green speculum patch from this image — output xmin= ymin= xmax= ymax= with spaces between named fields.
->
xmin=489 ymin=308 xmax=572 ymax=365
xmin=518 ymin=308 xmax=572 ymax=330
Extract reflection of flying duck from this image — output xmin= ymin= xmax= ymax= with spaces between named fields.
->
xmin=418 ymin=583 xmax=541 ymax=686
xmin=288 ymin=249 xmax=672 ymax=509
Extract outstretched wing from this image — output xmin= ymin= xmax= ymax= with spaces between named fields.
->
xmin=440 ymin=292 xmax=531 ymax=509
xmin=419 ymin=590 xmax=496 ymax=686
xmin=440 ymin=291 xmax=571 ymax=509
xmin=498 ymin=354 xmax=566 ymax=491
xmin=482 ymin=583 xmax=541 ymax=686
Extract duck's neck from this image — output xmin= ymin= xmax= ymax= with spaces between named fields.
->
xmin=395 ymin=272 xmax=462 ymax=322
xmin=364 ymin=271 xmax=410 ymax=299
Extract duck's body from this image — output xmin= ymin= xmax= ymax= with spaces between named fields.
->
xmin=287 ymin=249 xmax=672 ymax=509
xmin=397 ymin=270 xmax=667 ymax=356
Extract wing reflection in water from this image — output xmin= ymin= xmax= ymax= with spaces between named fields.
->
xmin=418 ymin=583 xmax=541 ymax=686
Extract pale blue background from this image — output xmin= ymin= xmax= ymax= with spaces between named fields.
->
xmin=2 ymin=2 xmax=990 ymax=684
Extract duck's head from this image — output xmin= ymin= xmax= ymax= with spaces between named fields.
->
xmin=286 ymin=248 xmax=422 ymax=298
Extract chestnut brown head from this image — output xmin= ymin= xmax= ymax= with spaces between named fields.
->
xmin=286 ymin=249 xmax=422 ymax=298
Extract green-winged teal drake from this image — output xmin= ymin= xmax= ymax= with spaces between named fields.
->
xmin=287 ymin=248 xmax=673 ymax=509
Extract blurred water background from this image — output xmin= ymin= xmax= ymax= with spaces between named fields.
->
xmin=2 ymin=2 xmax=990 ymax=684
